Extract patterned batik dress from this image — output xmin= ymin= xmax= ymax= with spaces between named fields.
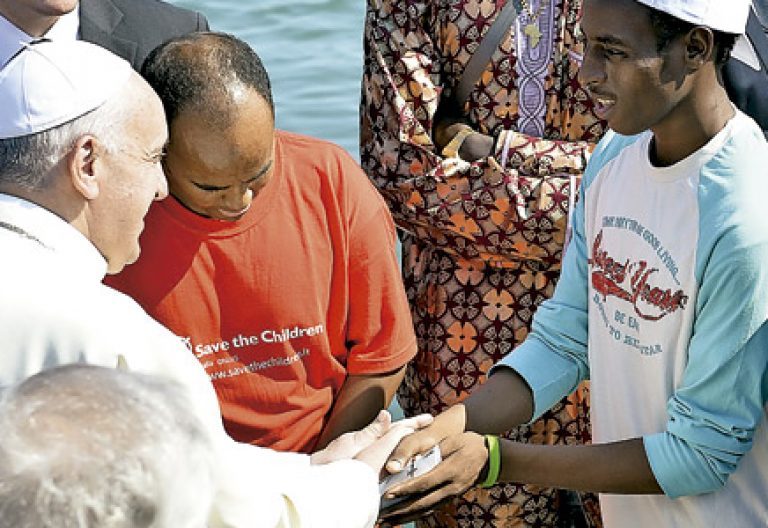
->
xmin=361 ymin=0 xmax=606 ymax=526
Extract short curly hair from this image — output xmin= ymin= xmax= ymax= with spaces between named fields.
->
xmin=141 ymin=32 xmax=274 ymax=127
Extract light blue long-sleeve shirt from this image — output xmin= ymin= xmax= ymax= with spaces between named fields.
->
xmin=495 ymin=111 xmax=768 ymax=527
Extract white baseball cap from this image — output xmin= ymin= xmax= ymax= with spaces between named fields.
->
xmin=636 ymin=0 xmax=751 ymax=34
xmin=0 ymin=39 xmax=133 ymax=139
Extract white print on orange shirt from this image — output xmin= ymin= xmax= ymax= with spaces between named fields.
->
xmin=208 ymin=348 xmax=311 ymax=381
xmin=259 ymin=323 xmax=325 ymax=343
xmin=180 ymin=323 xmax=325 ymax=359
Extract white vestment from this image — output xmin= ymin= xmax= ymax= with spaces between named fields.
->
xmin=0 ymin=193 xmax=379 ymax=528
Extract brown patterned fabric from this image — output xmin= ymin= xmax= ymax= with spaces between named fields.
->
xmin=361 ymin=0 xmax=606 ymax=526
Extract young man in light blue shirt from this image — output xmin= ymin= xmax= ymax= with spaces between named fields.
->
xmin=379 ymin=0 xmax=768 ymax=526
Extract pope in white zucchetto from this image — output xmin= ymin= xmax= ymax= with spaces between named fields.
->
xmin=0 ymin=39 xmax=431 ymax=528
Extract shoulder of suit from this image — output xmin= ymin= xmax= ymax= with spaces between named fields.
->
xmin=106 ymin=0 xmax=207 ymax=27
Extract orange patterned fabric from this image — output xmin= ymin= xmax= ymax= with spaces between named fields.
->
xmin=361 ymin=0 xmax=606 ymax=526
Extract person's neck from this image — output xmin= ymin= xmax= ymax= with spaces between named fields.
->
xmin=0 ymin=180 xmax=82 ymax=231
xmin=0 ymin=4 xmax=58 ymax=37
xmin=649 ymin=75 xmax=734 ymax=167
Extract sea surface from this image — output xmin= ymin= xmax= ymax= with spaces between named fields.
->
xmin=171 ymin=0 xmax=367 ymax=159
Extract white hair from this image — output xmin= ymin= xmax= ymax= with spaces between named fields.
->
xmin=0 ymin=94 xmax=129 ymax=190
xmin=0 ymin=365 xmax=215 ymax=528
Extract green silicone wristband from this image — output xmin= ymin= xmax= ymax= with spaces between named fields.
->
xmin=481 ymin=434 xmax=501 ymax=489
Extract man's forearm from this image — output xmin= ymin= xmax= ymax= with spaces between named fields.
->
xmin=315 ymin=368 xmax=406 ymax=450
xmin=499 ymin=437 xmax=663 ymax=494
xmin=463 ymin=368 xmax=535 ymax=434
xmin=461 ymin=368 xmax=662 ymax=494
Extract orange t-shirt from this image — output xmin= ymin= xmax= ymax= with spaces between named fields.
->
xmin=107 ymin=131 xmax=416 ymax=452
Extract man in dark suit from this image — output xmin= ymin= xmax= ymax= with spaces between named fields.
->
xmin=80 ymin=0 xmax=209 ymax=70
xmin=724 ymin=1 xmax=768 ymax=137
xmin=0 ymin=0 xmax=208 ymax=70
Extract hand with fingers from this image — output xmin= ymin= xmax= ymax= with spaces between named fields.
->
xmin=432 ymin=99 xmax=494 ymax=162
xmin=311 ymin=410 xmax=434 ymax=474
xmin=378 ymin=431 xmax=489 ymax=523
xmin=375 ymin=404 xmax=490 ymax=521
xmin=354 ymin=414 xmax=435 ymax=474
xmin=383 ymin=404 xmax=467 ymax=475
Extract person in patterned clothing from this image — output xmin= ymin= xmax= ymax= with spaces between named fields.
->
xmin=360 ymin=0 xmax=605 ymax=526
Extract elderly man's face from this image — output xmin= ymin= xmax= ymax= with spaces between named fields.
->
xmin=163 ymin=88 xmax=275 ymax=222
xmin=93 ymin=76 xmax=169 ymax=274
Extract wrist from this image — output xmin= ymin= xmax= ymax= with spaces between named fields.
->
xmin=435 ymin=120 xmax=470 ymax=149
xmin=479 ymin=434 xmax=501 ymax=488
xmin=459 ymin=131 xmax=494 ymax=162
xmin=441 ymin=403 xmax=468 ymax=436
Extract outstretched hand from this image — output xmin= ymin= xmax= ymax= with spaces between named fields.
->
xmin=310 ymin=411 xmax=433 ymax=470
xmin=369 ymin=404 xmax=482 ymax=522
xmin=354 ymin=414 xmax=434 ymax=474
xmin=384 ymin=404 xmax=466 ymax=475
xmin=379 ymin=432 xmax=488 ymax=523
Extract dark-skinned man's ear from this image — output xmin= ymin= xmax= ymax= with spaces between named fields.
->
xmin=686 ymin=27 xmax=715 ymax=65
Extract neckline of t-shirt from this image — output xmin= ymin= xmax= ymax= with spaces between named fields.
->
xmin=640 ymin=111 xmax=740 ymax=184
xmin=158 ymin=134 xmax=285 ymax=237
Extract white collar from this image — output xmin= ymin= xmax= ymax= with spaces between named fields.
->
xmin=0 ymin=5 xmax=80 ymax=67
xmin=0 ymin=193 xmax=107 ymax=280
xmin=732 ymin=33 xmax=762 ymax=71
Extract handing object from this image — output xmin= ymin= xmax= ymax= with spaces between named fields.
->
xmin=379 ymin=446 xmax=442 ymax=510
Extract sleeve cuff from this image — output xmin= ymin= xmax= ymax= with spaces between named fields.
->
xmin=643 ymin=432 xmax=724 ymax=499
xmin=292 ymin=459 xmax=379 ymax=527
xmin=347 ymin=337 xmax=417 ymax=375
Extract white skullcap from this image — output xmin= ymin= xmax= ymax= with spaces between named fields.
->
xmin=0 ymin=39 xmax=133 ymax=139
xmin=635 ymin=0 xmax=751 ymax=34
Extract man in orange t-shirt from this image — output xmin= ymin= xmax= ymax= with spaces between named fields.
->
xmin=106 ymin=32 xmax=416 ymax=453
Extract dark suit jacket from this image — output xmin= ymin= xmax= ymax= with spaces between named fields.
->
xmin=724 ymin=6 xmax=768 ymax=138
xmin=79 ymin=0 xmax=209 ymax=71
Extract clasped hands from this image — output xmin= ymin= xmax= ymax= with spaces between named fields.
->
xmin=312 ymin=404 xmax=491 ymax=523
xmin=433 ymin=103 xmax=495 ymax=162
